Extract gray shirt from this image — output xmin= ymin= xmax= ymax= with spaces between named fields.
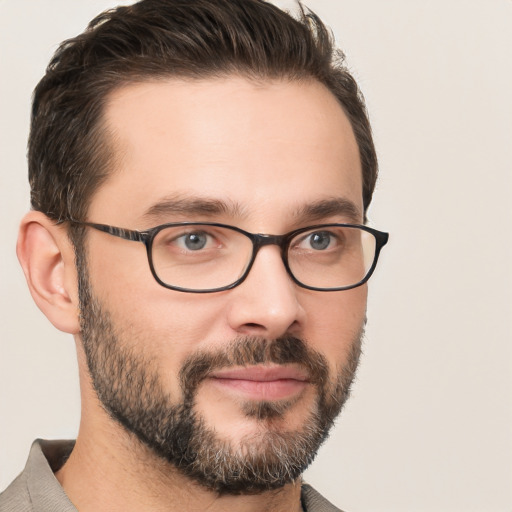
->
xmin=0 ymin=440 xmax=343 ymax=512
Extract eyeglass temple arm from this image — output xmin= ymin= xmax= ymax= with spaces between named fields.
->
xmin=73 ymin=221 xmax=149 ymax=243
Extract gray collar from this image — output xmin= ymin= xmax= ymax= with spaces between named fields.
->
xmin=1 ymin=439 xmax=342 ymax=512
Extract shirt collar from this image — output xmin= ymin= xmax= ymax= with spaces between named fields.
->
xmin=25 ymin=439 xmax=77 ymax=512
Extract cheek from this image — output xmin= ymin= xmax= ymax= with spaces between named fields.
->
xmin=87 ymin=252 xmax=232 ymax=373
xmin=301 ymin=285 xmax=367 ymax=366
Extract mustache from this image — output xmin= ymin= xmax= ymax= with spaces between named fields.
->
xmin=179 ymin=336 xmax=330 ymax=399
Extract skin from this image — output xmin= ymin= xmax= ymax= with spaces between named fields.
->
xmin=17 ymin=76 xmax=366 ymax=512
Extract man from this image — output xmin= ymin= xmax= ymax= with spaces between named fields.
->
xmin=0 ymin=0 xmax=388 ymax=510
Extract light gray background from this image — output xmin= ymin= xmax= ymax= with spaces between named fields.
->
xmin=1 ymin=1 xmax=511 ymax=510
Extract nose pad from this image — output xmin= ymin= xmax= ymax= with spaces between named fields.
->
xmin=226 ymin=246 xmax=304 ymax=338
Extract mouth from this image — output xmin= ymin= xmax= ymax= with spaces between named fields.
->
xmin=208 ymin=365 xmax=310 ymax=401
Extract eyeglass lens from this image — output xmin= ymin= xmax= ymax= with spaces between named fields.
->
xmin=150 ymin=224 xmax=377 ymax=292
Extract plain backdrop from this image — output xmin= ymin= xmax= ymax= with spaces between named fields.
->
xmin=1 ymin=1 xmax=511 ymax=511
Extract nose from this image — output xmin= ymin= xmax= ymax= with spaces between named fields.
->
xmin=226 ymin=245 xmax=305 ymax=339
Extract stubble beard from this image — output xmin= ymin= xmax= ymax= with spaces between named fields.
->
xmin=76 ymin=246 xmax=363 ymax=495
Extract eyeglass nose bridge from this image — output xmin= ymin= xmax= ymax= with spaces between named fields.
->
xmin=251 ymin=232 xmax=289 ymax=250
xmin=243 ymin=232 xmax=294 ymax=282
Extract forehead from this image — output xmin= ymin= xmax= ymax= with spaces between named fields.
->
xmin=90 ymin=76 xmax=362 ymax=227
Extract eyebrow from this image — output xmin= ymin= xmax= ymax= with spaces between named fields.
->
xmin=142 ymin=195 xmax=247 ymax=222
xmin=293 ymin=197 xmax=363 ymax=224
xmin=142 ymin=195 xmax=362 ymax=226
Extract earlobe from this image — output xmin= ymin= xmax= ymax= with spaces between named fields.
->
xmin=17 ymin=211 xmax=81 ymax=334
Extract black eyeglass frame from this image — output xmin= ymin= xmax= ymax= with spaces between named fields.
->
xmin=70 ymin=220 xmax=389 ymax=293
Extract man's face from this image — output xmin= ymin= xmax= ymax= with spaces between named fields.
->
xmin=78 ymin=77 xmax=366 ymax=493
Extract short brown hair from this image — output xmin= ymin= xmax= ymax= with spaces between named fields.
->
xmin=29 ymin=0 xmax=378 ymax=223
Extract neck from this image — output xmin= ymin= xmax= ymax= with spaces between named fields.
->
xmin=56 ymin=373 xmax=303 ymax=512
xmin=60 ymin=344 xmax=304 ymax=512
xmin=56 ymin=424 xmax=303 ymax=512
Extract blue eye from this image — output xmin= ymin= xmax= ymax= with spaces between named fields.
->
xmin=178 ymin=231 xmax=210 ymax=251
xmin=306 ymin=231 xmax=333 ymax=250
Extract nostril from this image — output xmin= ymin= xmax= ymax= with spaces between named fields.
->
xmin=244 ymin=322 xmax=264 ymax=329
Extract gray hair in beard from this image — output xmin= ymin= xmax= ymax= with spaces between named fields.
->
xmin=75 ymin=238 xmax=363 ymax=494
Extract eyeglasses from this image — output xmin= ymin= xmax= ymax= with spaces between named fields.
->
xmin=71 ymin=220 xmax=389 ymax=293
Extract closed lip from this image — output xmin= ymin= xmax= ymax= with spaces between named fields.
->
xmin=209 ymin=365 xmax=309 ymax=382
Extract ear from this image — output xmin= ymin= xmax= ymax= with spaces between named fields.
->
xmin=17 ymin=211 xmax=81 ymax=334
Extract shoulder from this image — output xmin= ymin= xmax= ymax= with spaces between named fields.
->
xmin=0 ymin=472 xmax=33 ymax=512
xmin=301 ymin=483 xmax=346 ymax=512
xmin=0 ymin=439 xmax=76 ymax=512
